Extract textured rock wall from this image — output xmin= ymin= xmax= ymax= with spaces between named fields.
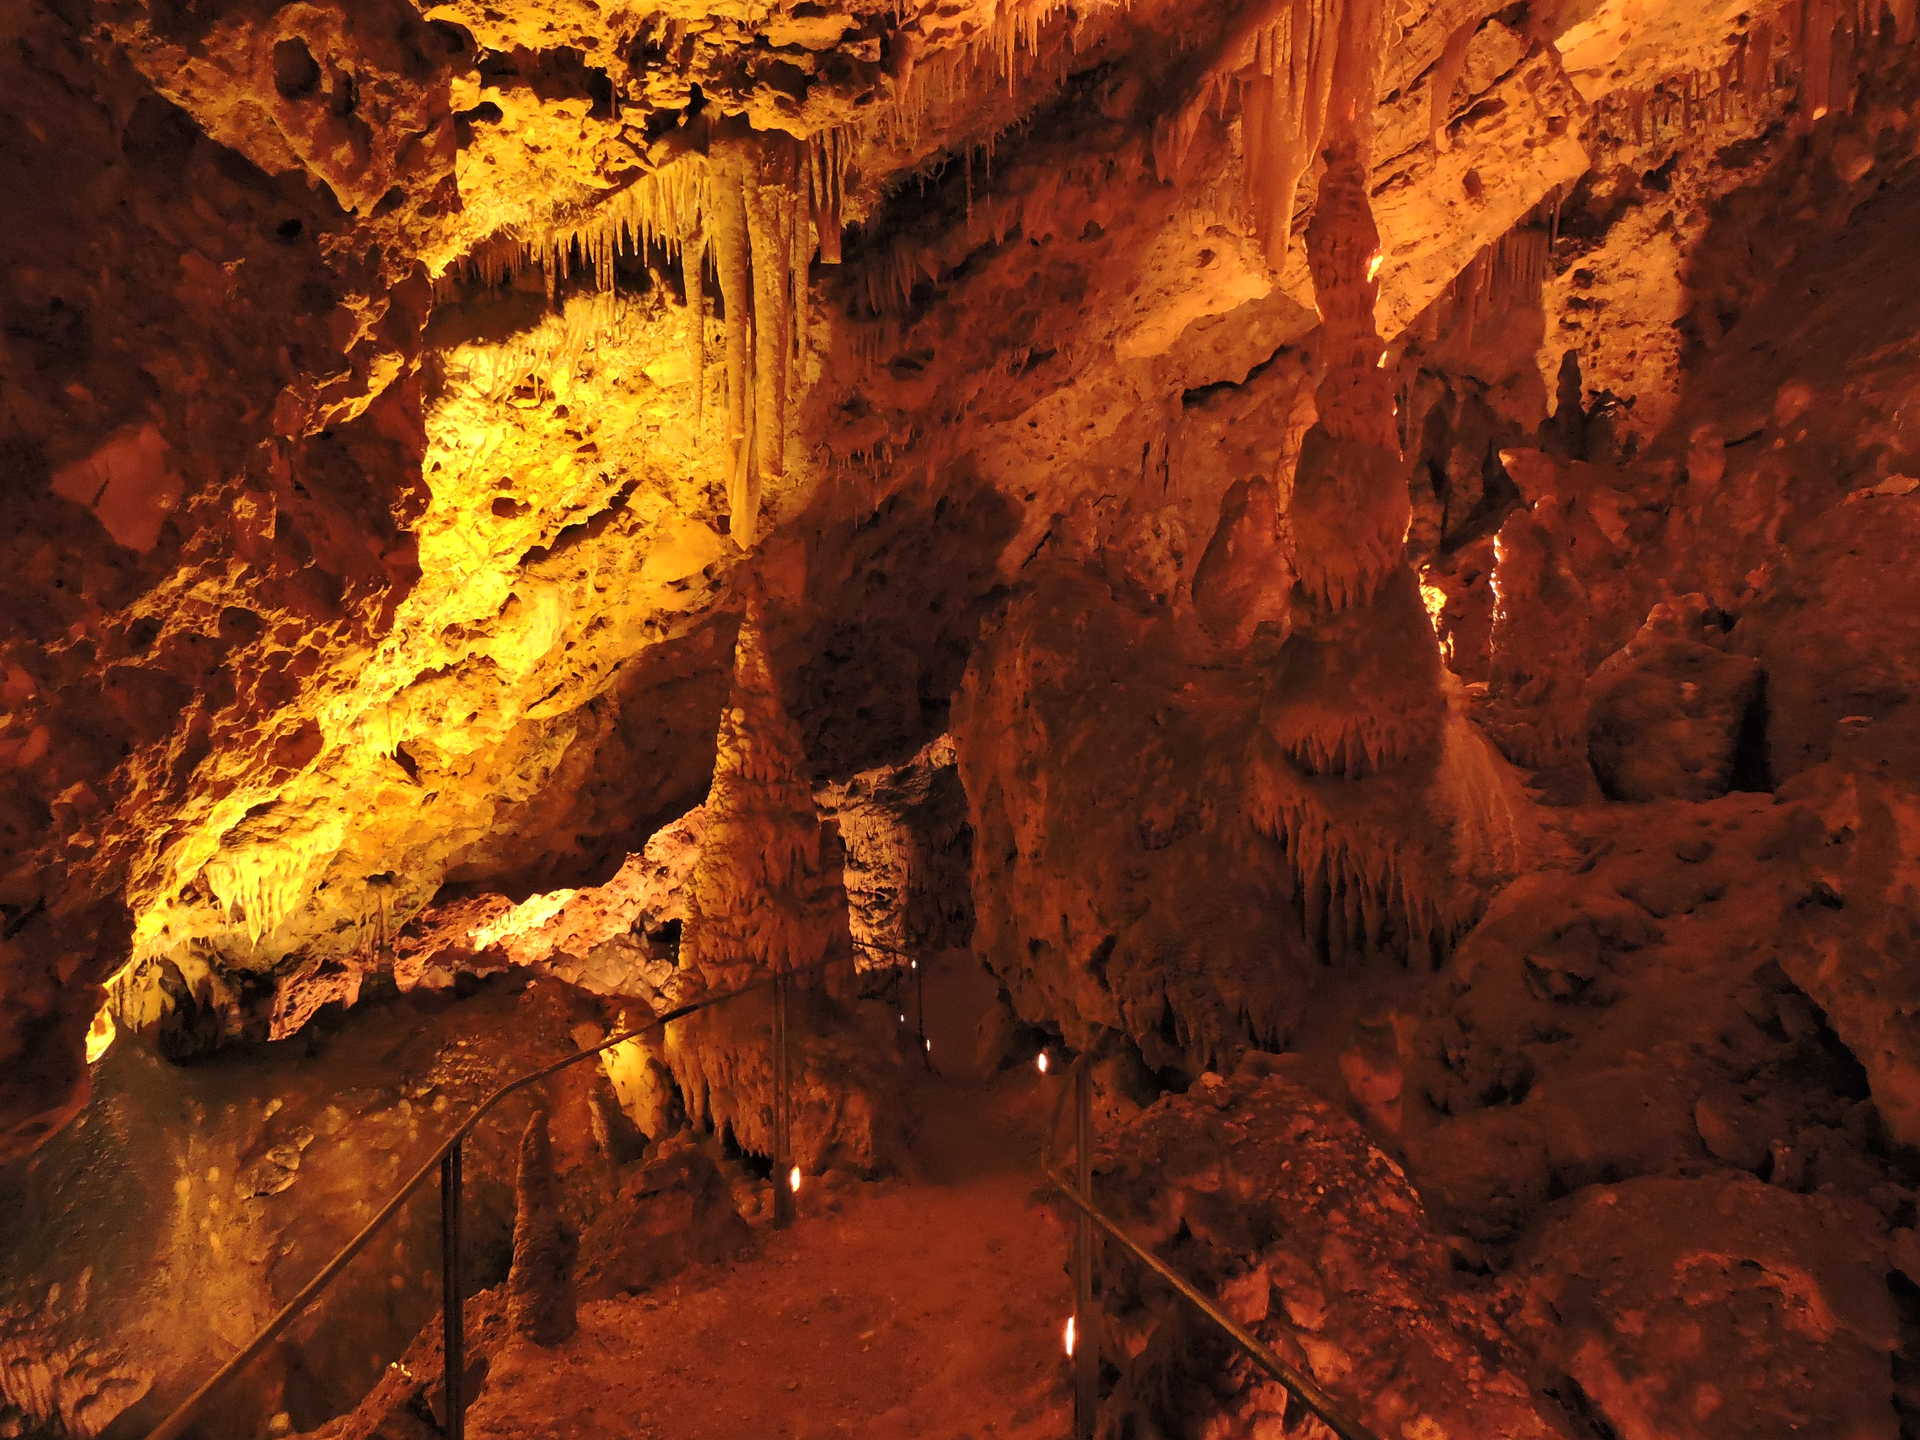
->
xmin=0 ymin=980 xmax=622 ymax=1438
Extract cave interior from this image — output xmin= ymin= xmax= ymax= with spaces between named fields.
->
xmin=6 ymin=0 xmax=1920 ymax=1437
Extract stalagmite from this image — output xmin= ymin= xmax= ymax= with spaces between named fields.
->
xmin=506 ymin=1112 xmax=577 ymax=1347
xmin=660 ymin=584 xmax=873 ymax=1165
xmin=679 ymin=584 xmax=839 ymax=991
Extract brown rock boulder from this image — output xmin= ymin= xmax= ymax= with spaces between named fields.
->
xmin=577 ymin=1136 xmax=751 ymax=1298
xmin=1778 ymin=751 xmax=1920 ymax=1149
xmin=1095 ymin=1058 xmax=1573 ymax=1440
xmin=1510 ymin=1174 xmax=1898 ymax=1440
xmin=1586 ymin=617 xmax=1762 ymax=802
xmin=1737 ymin=492 xmax=1920 ymax=782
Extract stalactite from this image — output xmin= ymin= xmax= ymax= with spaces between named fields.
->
xmin=1241 ymin=0 xmax=1342 ymax=272
xmin=1796 ymin=0 xmax=1841 ymax=121
xmin=685 ymin=222 xmax=707 ymax=445
xmin=745 ymin=153 xmax=798 ymax=527
xmin=807 ymin=128 xmax=848 ymax=265
xmin=709 ymin=172 xmax=755 ymax=545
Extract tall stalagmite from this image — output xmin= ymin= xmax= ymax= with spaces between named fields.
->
xmin=679 ymin=587 xmax=845 ymax=994
xmin=662 ymin=585 xmax=866 ymax=1166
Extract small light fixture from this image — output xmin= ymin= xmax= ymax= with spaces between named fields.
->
xmin=1366 ymin=251 xmax=1384 ymax=282
xmin=923 ymin=1037 xmax=932 ymax=1052
xmin=1036 ymin=1051 xmax=1051 ymax=1074
xmin=788 ymin=1165 xmax=802 ymax=1194
xmin=1064 ymin=1314 xmax=1077 ymax=1357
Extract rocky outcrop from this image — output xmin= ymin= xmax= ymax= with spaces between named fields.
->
xmin=1094 ymin=1058 xmax=1573 ymax=1440
xmin=576 ymin=1135 xmax=751 ymax=1298
xmin=954 ymin=566 xmax=1314 ymax=1073
xmin=1585 ymin=597 xmax=1763 ymax=802
xmin=1509 ymin=1174 xmax=1899 ymax=1440
xmin=1405 ymin=792 xmax=1905 ymax=1244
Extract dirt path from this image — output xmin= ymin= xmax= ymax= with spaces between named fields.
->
xmin=465 ymin=1069 xmax=1075 ymax=1440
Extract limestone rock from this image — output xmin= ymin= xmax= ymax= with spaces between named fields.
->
xmin=1586 ymin=600 xmax=1763 ymax=802
xmin=576 ymin=1136 xmax=750 ymax=1298
xmin=1509 ymin=1174 xmax=1899 ymax=1440
xmin=506 ymin=1113 xmax=577 ymax=1347
xmin=1095 ymin=1058 xmax=1574 ymax=1440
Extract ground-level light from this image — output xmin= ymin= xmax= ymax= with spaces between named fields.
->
xmin=788 ymin=1165 xmax=802 ymax=1194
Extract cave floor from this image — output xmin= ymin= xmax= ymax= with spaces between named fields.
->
xmin=465 ymin=1069 xmax=1073 ymax=1440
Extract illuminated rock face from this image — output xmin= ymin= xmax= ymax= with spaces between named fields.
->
xmin=8 ymin=0 xmax=1920 ymax=1435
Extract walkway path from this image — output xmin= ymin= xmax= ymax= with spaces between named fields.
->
xmin=465 ymin=1070 xmax=1074 ymax=1440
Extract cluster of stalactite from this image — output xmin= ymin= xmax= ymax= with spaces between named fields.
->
xmin=1587 ymin=0 xmax=1920 ymax=146
xmin=1786 ymin=0 xmax=1919 ymax=121
xmin=1406 ymin=190 xmax=1561 ymax=352
xmin=452 ymin=130 xmax=851 ymax=546
xmin=1148 ymin=0 xmax=1394 ymax=270
xmin=877 ymin=0 xmax=1076 ymax=151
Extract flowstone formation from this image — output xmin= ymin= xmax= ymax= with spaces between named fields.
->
xmin=8 ymin=0 xmax=1920 ymax=1436
xmin=661 ymin=590 xmax=904 ymax=1173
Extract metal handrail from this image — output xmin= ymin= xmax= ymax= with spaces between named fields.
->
xmin=1043 ymin=1056 xmax=1380 ymax=1440
xmin=144 ymin=943 xmax=906 ymax=1440
xmin=143 ymin=940 xmax=1376 ymax=1440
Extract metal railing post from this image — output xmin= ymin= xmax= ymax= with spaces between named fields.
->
xmin=440 ymin=1142 xmax=465 ymax=1440
xmin=771 ymin=969 xmax=795 ymax=1228
xmin=915 ymin=953 xmax=928 ymax=1067
xmin=1072 ymin=1059 xmax=1097 ymax=1440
